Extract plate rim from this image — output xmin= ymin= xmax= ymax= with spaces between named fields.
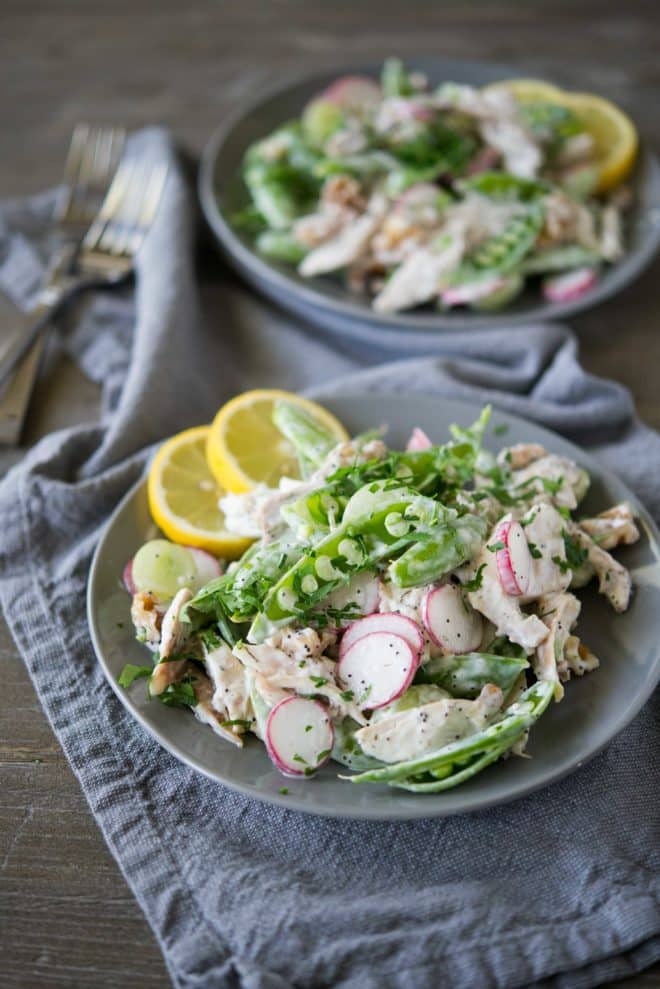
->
xmin=87 ymin=391 xmax=660 ymax=819
xmin=198 ymin=58 xmax=660 ymax=337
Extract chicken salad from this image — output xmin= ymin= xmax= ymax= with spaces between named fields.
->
xmin=120 ymin=401 xmax=639 ymax=793
xmin=231 ymin=59 xmax=636 ymax=315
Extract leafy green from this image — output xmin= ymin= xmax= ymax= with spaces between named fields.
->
xmin=118 ymin=664 xmax=152 ymax=688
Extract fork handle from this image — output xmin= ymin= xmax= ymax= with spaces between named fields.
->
xmin=0 ymin=298 xmax=58 ymax=388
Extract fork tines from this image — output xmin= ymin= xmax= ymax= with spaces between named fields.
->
xmin=82 ymin=160 xmax=168 ymax=259
xmin=57 ymin=123 xmax=126 ymax=229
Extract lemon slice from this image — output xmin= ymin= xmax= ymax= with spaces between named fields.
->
xmin=483 ymin=78 xmax=638 ymax=192
xmin=559 ymin=91 xmax=638 ymax=192
xmin=206 ymin=389 xmax=349 ymax=494
xmin=147 ymin=426 xmax=252 ymax=559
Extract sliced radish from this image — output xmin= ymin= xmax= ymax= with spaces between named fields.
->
xmin=339 ymin=612 xmax=423 ymax=659
xmin=186 ymin=547 xmax=223 ymax=585
xmin=422 ymin=584 xmax=483 ymax=653
xmin=542 ymin=267 xmax=598 ymax=303
xmin=406 ymin=427 xmax=433 ymax=451
xmin=321 ymin=571 xmax=379 ymax=628
xmin=337 ymin=632 xmax=419 ymax=710
xmin=123 ymin=558 xmax=136 ymax=595
xmin=442 ymin=276 xmax=506 ymax=307
xmin=265 ymin=696 xmax=334 ymax=778
xmin=493 ymin=520 xmax=533 ymax=597
xmin=321 ymin=75 xmax=381 ymax=111
xmin=383 ymin=97 xmax=433 ymax=123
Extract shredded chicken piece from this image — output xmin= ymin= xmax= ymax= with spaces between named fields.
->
xmin=203 ymin=642 xmax=252 ymax=725
xmin=190 ymin=664 xmax=245 ymax=748
xmin=479 ymin=119 xmax=542 ymax=178
xmin=130 ymin=592 xmax=163 ymax=651
xmin=579 ymin=502 xmax=639 ymax=550
xmin=150 ymin=588 xmax=194 ymax=695
xmin=519 ymin=504 xmax=573 ymax=602
xmin=461 ymin=550 xmax=549 ymax=653
xmin=541 ymin=191 xmax=599 ymax=250
xmin=566 ymin=524 xmax=632 ymax=612
xmin=355 ymin=684 xmax=504 ymax=763
xmin=563 ymin=636 xmax=600 ymax=679
xmin=599 ymin=205 xmax=624 ymax=262
xmin=535 ymin=592 xmax=582 ymax=700
xmin=299 ymin=194 xmax=387 ymax=277
xmin=512 ymin=454 xmax=590 ymax=510
xmin=373 ymin=234 xmax=465 ymax=313
xmin=498 ymin=443 xmax=547 ymax=470
xmin=235 ymin=627 xmax=365 ymax=724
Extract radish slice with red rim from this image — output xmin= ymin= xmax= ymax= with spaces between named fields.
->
xmin=337 ymin=631 xmax=419 ymax=710
xmin=186 ymin=547 xmax=223 ymax=585
xmin=321 ymin=75 xmax=381 ymax=110
xmin=339 ymin=612 xmax=423 ymax=658
xmin=423 ymin=584 xmax=483 ymax=653
xmin=542 ymin=267 xmax=598 ymax=303
xmin=123 ymin=559 xmax=136 ymax=595
xmin=265 ymin=696 xmax=334 ymax=777
xmin=493 ymin=521 xmax=533 ymax=597
xmin=406 ymin=427 xmax=433 ymax=451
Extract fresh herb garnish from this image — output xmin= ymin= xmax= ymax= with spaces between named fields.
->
xmin=118 ymin=664 xmax=152 ymax=688
xmin=527 ymin=541 xmax=543 ymax=559
xmin=493 ymin=424 xmax=509 ymax=436
xmin=157 ymin=678 xmax=197 ymax=707
xmin=562 ymin=531 xmax=589 ymax=570
xmin=487 ymin=541 xmax=505 ymax=553
xmin=462 ymin=563 xmax=486 ymax=591
xmin=309 ymin=675 xmax=328 ymax=688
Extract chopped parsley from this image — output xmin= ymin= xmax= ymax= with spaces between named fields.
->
xmin=563 ymin=531 xmax=589 ymax=570
xmin=279 ymin=787 xmax=289 ymax=795
xmin=309 ymin=675 xmax=328 ymax=688
xmin=157 ymin=678 xmax=197 ymax=707
xmin=462 ymin=563 xmax=486 ymax=591
xmin=118 ymin=664 xmax=152 ymax=688
xmin=493 ymin=424 xmax=509 ymax=435
xmin=527 ymin=541 xmax=543 ymax=559
xmin=219 ymin=719 xmax=252 ymax=729
xmin=487 ymin=540 xmax=505 ymax=553
xmin=340 ymin=689 xmax=355 ymax=702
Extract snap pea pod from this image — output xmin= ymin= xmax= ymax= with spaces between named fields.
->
xmin=340 ymin=680 xmax=553 ymax=785
xmin=469 ymin=204 xmax=544 ymax=274
xmin=250 ymin=481 xmax=474 ymax=638
xmin=390 ymin=737 xmax=515 ymax=792
xmin=189 ymin=535 xmax=305 ymax=624
xmin=417 ymin=652 xmax=529 ymax=698
xmin=381 ymin=56 xmax=415 ymax=97
xmin=313 ymin=151 xmax=398 ymax=180
xmin=459 ymin=171 xmax=550 ymax=202
xmin=388 ymin=512 xmax=486 ymax=587
xmin=272 ymin=400 xmax=340 ymax=477
xmin=332 ymin=718 xmax=385 ymax=773
xmin=521 ymin=245 xmax=602 ymax=274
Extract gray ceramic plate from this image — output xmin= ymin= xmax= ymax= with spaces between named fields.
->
xmin=87 ymin=393 xmax=660 ymax=819
xmin=199 ymin=59 xmax=660 ymax=355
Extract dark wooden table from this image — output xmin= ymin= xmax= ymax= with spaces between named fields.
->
xmin=1 ymin=2 xmax=658 ymax=986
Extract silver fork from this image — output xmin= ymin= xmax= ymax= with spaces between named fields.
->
xmin=0 ymin=123 xmax=126 ymax=444
xmin=0 ymin=157 xmax=168 ymax=377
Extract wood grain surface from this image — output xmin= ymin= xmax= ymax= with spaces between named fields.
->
xmin=1 ymin=2 xmax=658 ymax=986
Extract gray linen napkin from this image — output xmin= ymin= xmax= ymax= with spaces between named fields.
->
xmin=0 ymin=130 xmax=658 ymax=989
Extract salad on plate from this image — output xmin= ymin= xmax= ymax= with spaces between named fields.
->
xmin=233 ymin=59 xmax=638 ymax=313
xmin=118 ymin=391 xmax=640 ymax=793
